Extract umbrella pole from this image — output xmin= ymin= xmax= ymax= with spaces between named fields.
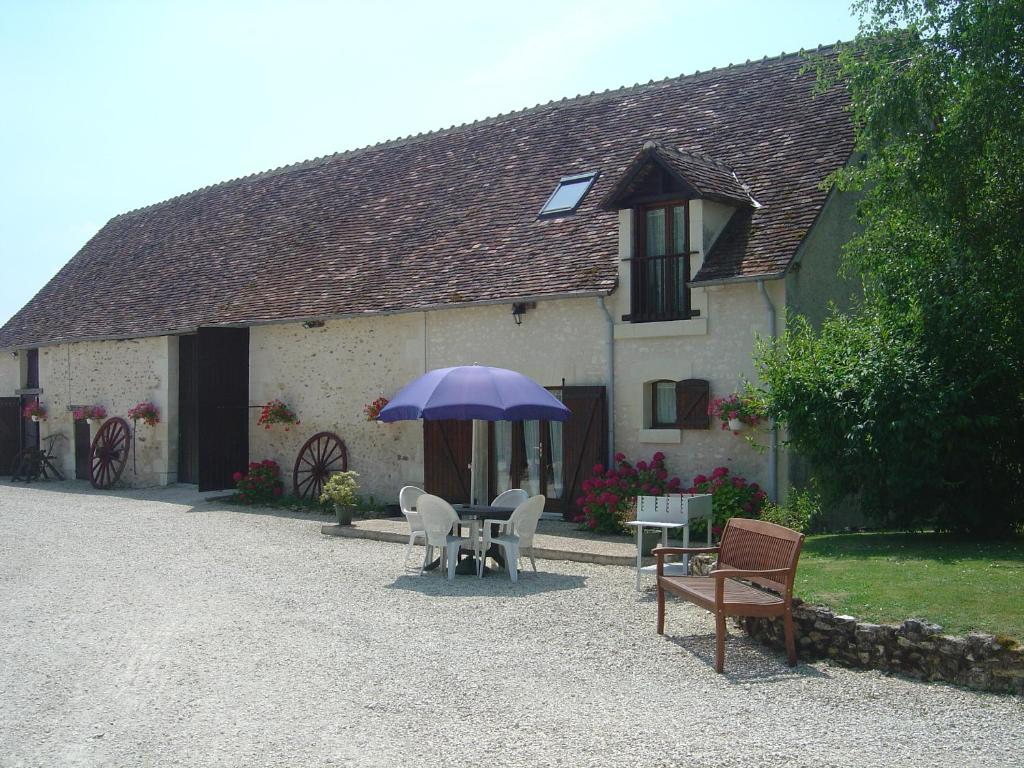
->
xmin=470 ymin=419 xmax=488 ymax=506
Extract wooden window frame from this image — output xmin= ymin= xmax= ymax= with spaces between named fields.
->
xmin=628 ymin=200 xmax=694 ymax=323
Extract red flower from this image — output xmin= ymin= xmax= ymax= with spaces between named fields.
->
xmin=652 ymin=451 xmax=666 ymax=463
xmin=614 ymin=452 xmax=626 ymax=462
xmin=711 ymin=466 xmax=729 ymax=479
xmin=232 ymin=471 xmax=243 ymax=482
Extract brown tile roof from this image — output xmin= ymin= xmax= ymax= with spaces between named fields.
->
xmin=0 ymin=48 xmax=853 ymax=348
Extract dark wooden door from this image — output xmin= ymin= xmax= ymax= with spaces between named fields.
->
xmin=196 ymin=327 xmax=249 ymax=491
xmin=559 ymin=386 xmax=607 ymax=521
xmin=423 ymin=419 xmax=472 ymax=504
xmin=74 ymin=420 xmax=91 ymax=480
xmin=0 ymin=397 xmax=20 ymax=471
xmin=177 ymin=334 xmax=200 ymax=483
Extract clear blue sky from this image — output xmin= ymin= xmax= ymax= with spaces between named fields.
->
xmin=0 ymin=0 xmax=860 ymax=327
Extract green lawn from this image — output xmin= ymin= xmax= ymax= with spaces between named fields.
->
xmin=795 ymin=533 xmax=1024 ymax=641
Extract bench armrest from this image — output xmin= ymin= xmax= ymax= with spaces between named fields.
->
xmin=653 ymin=546 xmax=719 ymax=576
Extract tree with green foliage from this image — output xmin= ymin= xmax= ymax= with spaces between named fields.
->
xmin=757 ymin=0 xmax=1024 ymax=534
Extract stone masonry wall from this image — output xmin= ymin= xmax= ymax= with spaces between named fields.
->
xmin=36 ymin=338 xmax=174 ymax=487
xmin=738 ymin=600 xmax=1024 ymax=695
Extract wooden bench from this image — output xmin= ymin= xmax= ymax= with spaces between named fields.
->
xmin=654 ymin=517 xmax=804 ymax=673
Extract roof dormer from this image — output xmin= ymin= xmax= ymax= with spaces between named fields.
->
xmin=600 ymin=141 xmax=756 ymax=210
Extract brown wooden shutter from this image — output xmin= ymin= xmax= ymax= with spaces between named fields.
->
xmin=560 ymin=386 xmax=607 ymax=521
xmin=423 ymin=419 xmax=472 ymax=504
xmin=676 ymin=379 xmax=710 ymax=429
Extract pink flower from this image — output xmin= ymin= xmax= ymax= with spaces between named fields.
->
xmin=749 ymin=482 xmax=760 ymax=492
xmin=656 ymin=468 xmax=668 ymax=481
xmin=636 ymin=460 xmax=648 ymax=471
xmin=712 ymin=466 xmax=729 ymax=479
xmin=614 ymin=452 xmax=626 ymax=462
xmin=732 ymin=476 xmax=745 ymax=488
xmin=652 ymin=451 xmax=666 ymax=463
xmin=692 ymin=474 xmax=708 ymax=486
xmin=232 ymin=471 xmax=243 ymax=482
xmin=593 ymin=463 xmax=604 ymax=475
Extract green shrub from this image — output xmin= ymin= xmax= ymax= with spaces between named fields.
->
xmin=319 ymin=471 xmax=359 ymax=507
xmin=760 ymin=486 xmax=823 ymax=534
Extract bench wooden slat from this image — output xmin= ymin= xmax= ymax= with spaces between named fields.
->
xmin=655 ymin=517 xmax=804 ymax=672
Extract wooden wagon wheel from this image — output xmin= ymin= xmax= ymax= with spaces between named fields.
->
xmin=293 ymin=431 xmax=348 ymax=501
xmin=89 ymin=417 xmax=131 ymax=490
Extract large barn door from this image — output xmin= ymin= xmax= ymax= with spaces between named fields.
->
xmin=197 ymin=327 xmax=249 ymax=491
xmin=423 ymin=419 xmax=472 ymax=504
xmin=559 ymin=386 xmax=607 ymax=521
xmin=0 ymin=397 xmax=20 ymax=472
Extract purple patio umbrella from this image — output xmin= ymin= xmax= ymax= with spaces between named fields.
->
xmin=378 ymin=365 xmax=571 ymax=424
xmin=378 ymin=365 xmax=570 ymax=503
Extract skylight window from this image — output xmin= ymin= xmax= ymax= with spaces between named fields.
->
xmin=539 ymin=172 xmax=598 ymax=217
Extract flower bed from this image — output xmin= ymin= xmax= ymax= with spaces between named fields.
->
xmin=575 ymin=452 xmax=683 ymax=535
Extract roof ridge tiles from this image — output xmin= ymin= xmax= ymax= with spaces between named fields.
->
xmin=110 ymin=41 xmax=844 ymax=221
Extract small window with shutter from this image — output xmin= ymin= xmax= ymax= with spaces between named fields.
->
xmin=675 ymin=379 xmax=710 ymax=429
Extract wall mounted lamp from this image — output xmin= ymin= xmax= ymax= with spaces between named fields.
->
xmin=511 ymin=302 xmax=536 ymax=325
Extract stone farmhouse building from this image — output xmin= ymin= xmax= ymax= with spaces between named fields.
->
xmin=0 ymin=49 xmax=855 ymax=517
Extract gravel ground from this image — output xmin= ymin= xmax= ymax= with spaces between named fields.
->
xmin=1 ymin=482 xmax=1021 ymax=768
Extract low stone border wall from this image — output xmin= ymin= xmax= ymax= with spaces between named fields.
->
xmin=737 ymin=600 xmax=1024 ymax=695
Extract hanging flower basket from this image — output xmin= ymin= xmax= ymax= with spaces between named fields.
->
xmin=23 ymin=400 xmax=47 ymax=422
xmin=127 ymin=401 xmax=160 ymax=427
xmin=364 ymin=396 xmax=389 ymax=422
xmin=709 ymin=391 xmax=767 ymax=434
xmin=257 ymin=399 xmax=299 ymax=431
xmin=74 ymin=404 xmax=108 ymax=425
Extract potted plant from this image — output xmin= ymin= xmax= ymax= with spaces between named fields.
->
xmin=320 ymin=471 xmax=360 ymax=525
xmin=127 ymin=401 xmax=160 ymax=426
xmin=73 ymin=404 xmax=107 ymax=426
xmin=257 ymin=399 xmax=300 ymax=431
xmin=23 ymin=400 xmax=47 ymax=422
xmin=363 ymin=395 xmax=389 ymax=422
xmin=708 ymin=390 xmax=766 ymax=433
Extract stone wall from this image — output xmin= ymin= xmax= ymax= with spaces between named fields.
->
xmin=35 ymin=338 xmax=175 ymax=486
xmin=738 ymin=600 xmax=1024 ymax=695
xmin=249 ymin=297 xmax=610 ymax=503
xmin=0 ymin=353 xmax=18 ymax=394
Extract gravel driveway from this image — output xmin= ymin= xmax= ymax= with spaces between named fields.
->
xmin=1 ymin=482 xmax=1021 ymax=767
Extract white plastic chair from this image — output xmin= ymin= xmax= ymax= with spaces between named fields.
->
xmin=398 ymin=485 xmax=427 ymax=571
xmin=415 ymin=494 xmax=471 ymax=583
xmin=481 ymin=494 xmax=546 ymax=582
xmin=491 ymin=488 xmax=529 ymax=509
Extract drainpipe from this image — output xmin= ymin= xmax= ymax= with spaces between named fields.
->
xmin=757 ymin=280 xmax=779 ymax=503
xmin=598 ymin=296 xmax=615 ymax=465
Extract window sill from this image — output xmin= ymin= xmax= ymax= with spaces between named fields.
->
xmin=638 ymin=428 xmax=681 ymax=444
xmin=614 ymin=317 xmax=707 ymax=340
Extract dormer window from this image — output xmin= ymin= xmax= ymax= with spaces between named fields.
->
xmin=539 ymin=172 xmax=597 ymax=217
